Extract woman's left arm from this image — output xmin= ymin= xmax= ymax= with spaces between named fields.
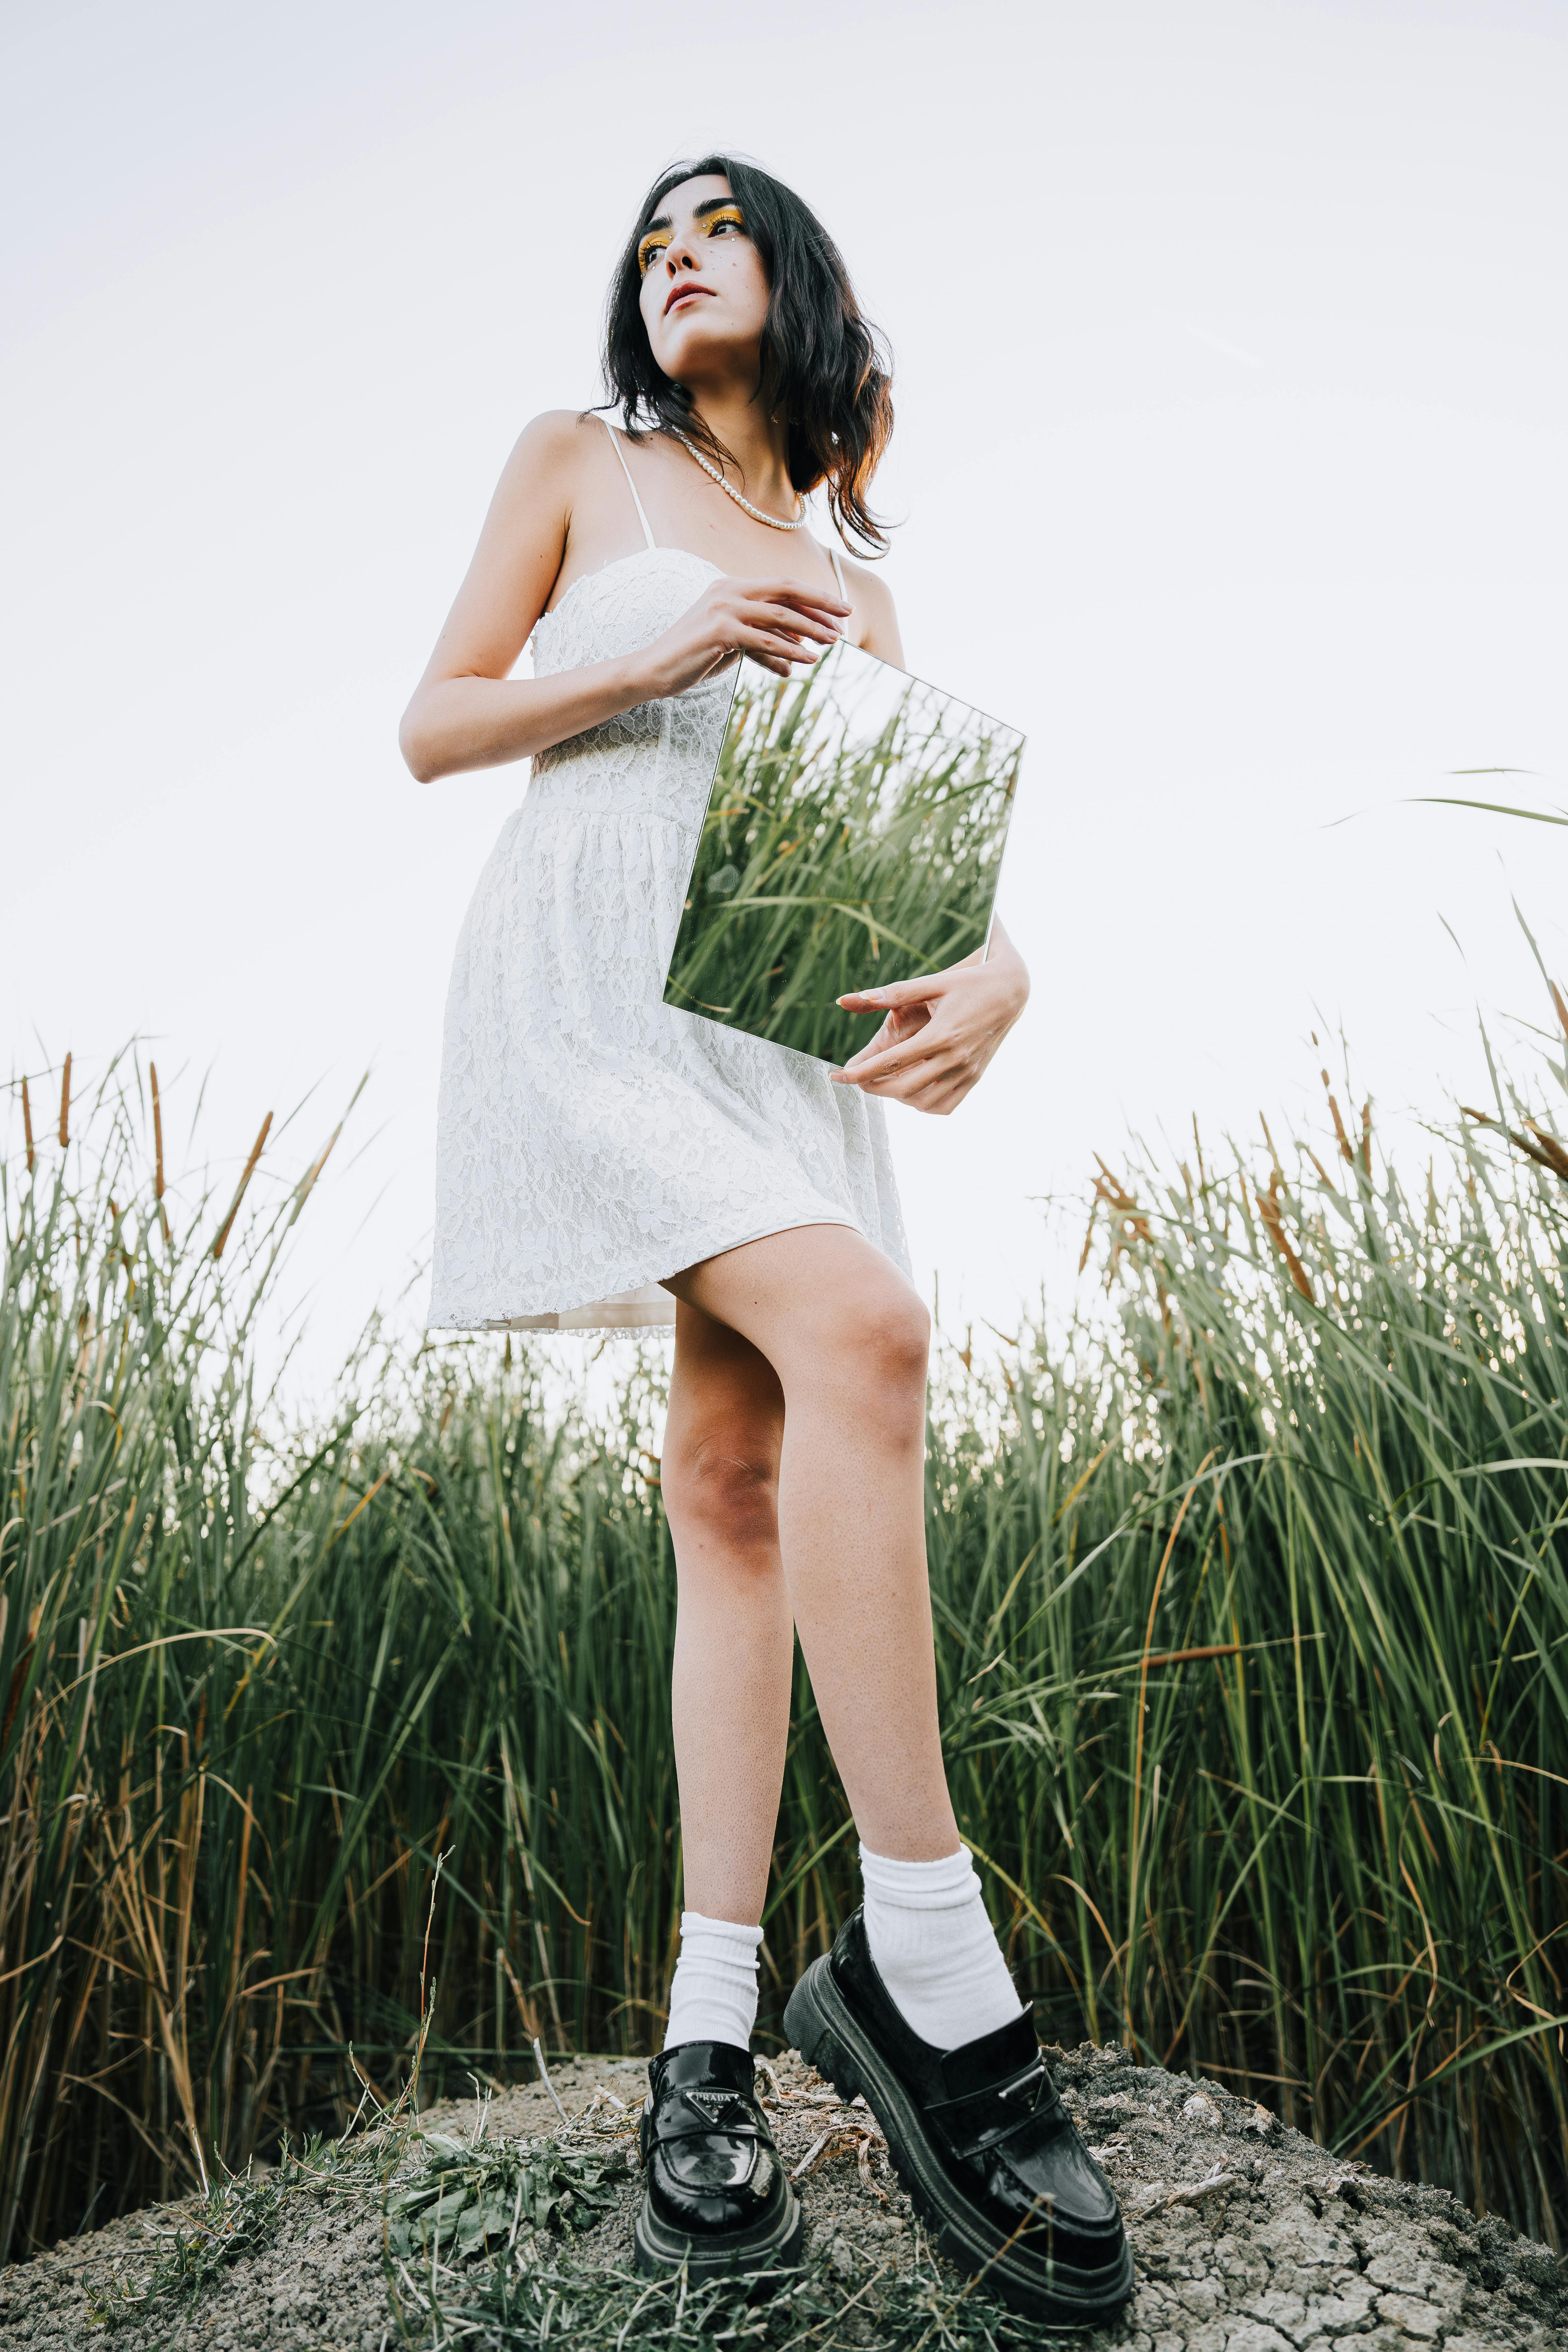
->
xmin=830 ymin=920 xmax=1030 ymax=1116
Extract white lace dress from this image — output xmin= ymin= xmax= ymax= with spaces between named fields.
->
xmin=427 ymin=453 xmax=910 ymax=1333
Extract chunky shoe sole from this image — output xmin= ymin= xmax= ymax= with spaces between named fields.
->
xmin=785 ymin=1955 xmax=1134 ymax=2325
xmin=632 ymin=2176 xmax=806 ymax=2285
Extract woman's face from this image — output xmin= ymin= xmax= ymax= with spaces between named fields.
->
xmin=636 ymin=174 xmax=770 ymax=386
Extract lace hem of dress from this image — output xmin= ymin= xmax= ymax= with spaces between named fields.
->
xmin=427 ymin=1213 xmax=868 ymax=1335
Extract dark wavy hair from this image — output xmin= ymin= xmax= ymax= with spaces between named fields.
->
xmin=602 ymin=155 xmax=894 ymax=554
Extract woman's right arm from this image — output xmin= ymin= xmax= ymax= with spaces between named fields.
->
xmin=398 ymin=413 xmax=849 ymax=784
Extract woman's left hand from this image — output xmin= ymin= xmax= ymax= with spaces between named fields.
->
xmin=830 ymin=918 xmax=1030 ymax=1116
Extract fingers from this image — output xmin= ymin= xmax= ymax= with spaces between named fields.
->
xmin=741 ymin=626 xmax=825 ymax=669
xmin=837 ymin=974 xmax=945 ymax=1014
xmin=865 ymin=1065 xmax=970 ymax=1112
xmin=841 ymin=1021 xmax=894 ymax=1067
xmin=834 ymin=999 xmax=994 ymax=1094
xmin=833 ymin=1053 xmax=971 ymax=1113
xmin=846 ymin=1002 xmax=945 ymax=1068
xmin=840 ymin=1011 xmax=926 ymax=1074
xmin=731 ymin=597 xmax=842 ymax=646
xmin=674 ymin=581 xmax=851 ymax=693
xmin=718 ymin=619 xmax=834 ymax=672
xmin=717 ymin=590 xmax=848 ymax=646
xmin=735 ymin=578 xmax=852 ymax=618
xmin=835 ymin=1020 xmax=956 ymax=1083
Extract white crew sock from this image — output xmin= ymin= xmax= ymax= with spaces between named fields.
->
xmin=859 ymin=1843 xmax=1025 ymax=2051
xmin=663 ymin=1911 xmax=764 ymax=2052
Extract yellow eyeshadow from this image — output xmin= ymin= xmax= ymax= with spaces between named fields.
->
xmin=639 ymin=207 xmax=744 ymax=275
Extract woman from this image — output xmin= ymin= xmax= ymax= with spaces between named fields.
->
xmin=400 ymin=156 xmax=1129 ymax=2322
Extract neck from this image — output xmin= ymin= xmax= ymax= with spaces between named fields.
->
xmin=682 ymin=383 xmax=796 ymax=511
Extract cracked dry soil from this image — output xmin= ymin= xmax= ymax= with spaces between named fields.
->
xmin=1 ymin=2042 xmax=1563 ymax=2350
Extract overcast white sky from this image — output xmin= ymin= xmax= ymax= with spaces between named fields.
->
xmin=4 ymin=0 xmax=1566 ymax=1400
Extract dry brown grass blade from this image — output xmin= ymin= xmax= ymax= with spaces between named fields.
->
xmin=149 ymin=1061 xmax=171 ymax=1244
xmin=1089 ymin=1156 xmax=1153 ymax=1283
xmin=1462 ymin=1107 xmax=1568 ymax=1182
xmin=790 ymin=2122 xmax=853 ymax=2182
xmin=291 ymin=1120 xmax=343 ymax=1222
xmin=753 ymin=2057 xmax=786 ymax=2102
xmin=20 ymin=1078 xmax=34 ymax=1174
xmin=1321 ymin=1069 xmax=1355 ymax=1165
xmin=1523 ymin=1122 xmax=1568 ymax=1181
xmin=855 ymin=2130 xmax=889 ymax=2204
xmin=149 ymin=1063 xmax=165 ymax=1199
xmin=1257 ymin=1169 xmax=1316 ymax=1304
xmin=0 ymin=1932 xmax=65 ymax=1992
xmin=1077 ymin=1202 xmax=1096 ymax=1275
xmin=57 ymin=1055 xmax=71 ymax=1150
xmin=1306 ymin=1147 xmax=1343 ymax=1199
xmin=323 ymin=1469 xmax=394 ymax=1554
xmin=210 ymin=1113 xmax=273 ymax=1261
xmin=217 ymin=1785 xmax=255 ymax=2146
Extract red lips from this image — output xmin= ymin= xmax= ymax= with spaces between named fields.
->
xmin=664 ymin=281 xmax=716 ymax=316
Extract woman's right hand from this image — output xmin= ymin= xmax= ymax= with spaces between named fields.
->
xmin=636 ymin=576 xmax=852 ymax=696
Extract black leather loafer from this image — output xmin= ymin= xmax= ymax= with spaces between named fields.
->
xmin=634 ymin=2040 xmax=806 ymax=2281
xmin=783 ymin=1910 xmax=1132 ymax=2323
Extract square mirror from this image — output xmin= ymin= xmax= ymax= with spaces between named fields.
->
xmin=662 ymin=640 xmax=1024 ymax=1068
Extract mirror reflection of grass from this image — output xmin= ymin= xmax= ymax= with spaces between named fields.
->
xmin=663 ymin=644 xmax=1023 ymax=1064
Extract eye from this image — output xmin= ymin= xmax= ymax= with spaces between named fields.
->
xmin=703 ymin=206 xmax=745 ymax=240
xmin=638 ymin=231 xmax=673 ymax=275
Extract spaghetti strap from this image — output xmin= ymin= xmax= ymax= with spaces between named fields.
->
xmin=600 ymin=415 xmax=657 ymax=551
xmin=827 ymin=542 xmax=848 ymax=600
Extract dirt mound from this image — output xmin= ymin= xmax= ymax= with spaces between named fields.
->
xmin=0 ymin=2043 xmax=1561 ymax=2348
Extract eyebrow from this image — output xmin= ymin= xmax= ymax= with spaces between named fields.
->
xmin=639 ymin=197 xmax=739 ymax=238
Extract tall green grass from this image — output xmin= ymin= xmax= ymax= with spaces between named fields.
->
xmin=2 ymin=1034 xmax=1565 ymax=2261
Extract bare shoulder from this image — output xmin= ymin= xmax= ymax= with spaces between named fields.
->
xmin=840 ymin=553 xmax=896 ymax=622
xmin=494 ymin=408 xmax=609 ymax=504
xmin=514 ymin=407 xmax=612 ymax=457
xmin=838 ymin=552 xmax=903 ymax=665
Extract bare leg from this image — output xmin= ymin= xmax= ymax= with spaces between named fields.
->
xmin=665 ymin=1223 xmax=958 ymax=1863
xmin=661 ymin=1299 xmax=792 ymax=1925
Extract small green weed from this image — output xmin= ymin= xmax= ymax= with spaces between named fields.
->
xmin=386 ymin=2132 xmax=629 ymax=2260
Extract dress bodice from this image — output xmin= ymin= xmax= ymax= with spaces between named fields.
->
xmin=527 ymin=547 xmax=732 ymax=820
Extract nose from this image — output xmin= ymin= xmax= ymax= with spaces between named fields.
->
xmin=664 ymin=237 xmax=699 ymax=276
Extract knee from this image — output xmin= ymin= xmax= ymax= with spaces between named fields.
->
xmin=663 ymin=1427 xmax=780 ymax=1556
xmin=820 ymin=1282 xmax=930 ymax=1419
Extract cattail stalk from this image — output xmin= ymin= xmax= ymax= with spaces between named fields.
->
xmin=150 ymin=1061 xmax=170 ymax=1244
xmin=210 ymin=1113 xmax=272 ymax=1261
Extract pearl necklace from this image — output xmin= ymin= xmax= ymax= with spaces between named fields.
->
xmin=668 ymin=427 xmax=808 ymax=531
